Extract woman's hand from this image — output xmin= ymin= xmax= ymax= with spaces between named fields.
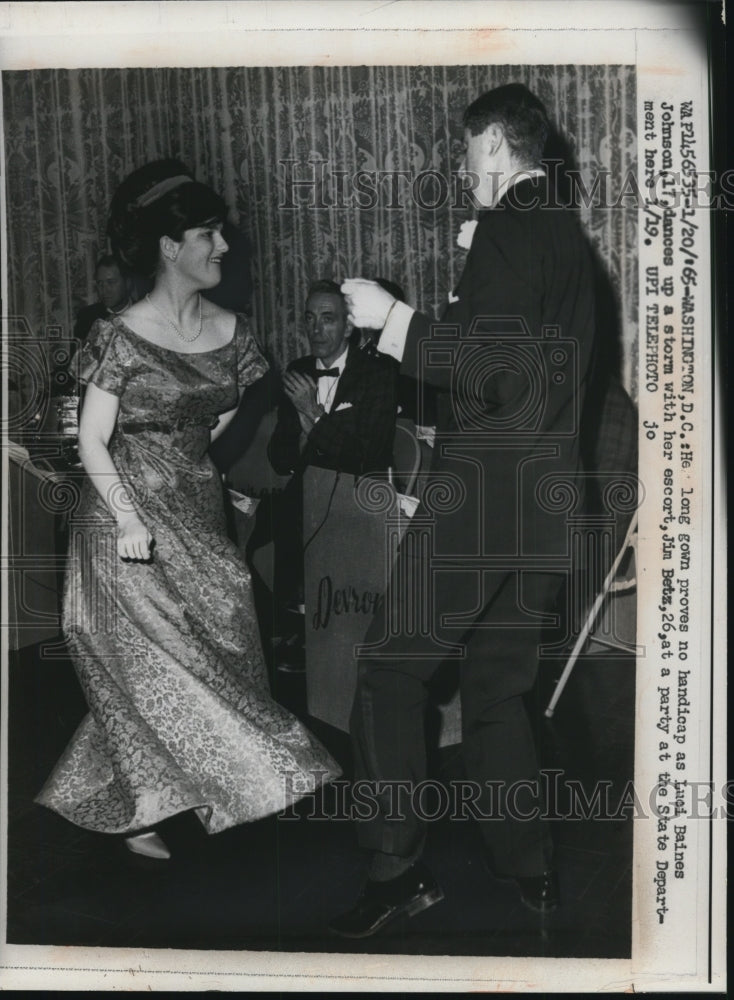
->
xmin=116 ymin=512 xmax=154 ymax=561
xmin=77 ymin=385 xmax=153 ymax=562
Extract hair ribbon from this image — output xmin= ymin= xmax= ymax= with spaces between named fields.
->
xmin=136 ymin=175 xmax=193 ymax=207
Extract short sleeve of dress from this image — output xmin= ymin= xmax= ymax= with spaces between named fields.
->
xmin=233 ymin=313 xmax=269 ymax=390
xmin=79 ymin=319 xmax=131 ymax=397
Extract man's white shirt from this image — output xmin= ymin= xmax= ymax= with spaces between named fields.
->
xmin=315 ymin=346 xmax=349 ymax=413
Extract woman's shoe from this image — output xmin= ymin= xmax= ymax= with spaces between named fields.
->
xmin=124 ymin=830 xmax=171 ymax=860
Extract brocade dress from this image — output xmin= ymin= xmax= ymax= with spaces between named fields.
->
xmin=36 ymin=314 xmax=340 ymax=834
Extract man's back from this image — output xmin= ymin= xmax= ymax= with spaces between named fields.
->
xmin=403 ymin=177 xmax=595 ymax=558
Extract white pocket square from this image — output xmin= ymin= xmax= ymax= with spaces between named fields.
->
xmin=448 ymin=291 xmax=460 ymax=304
xmin=334 ymin=401 xmax=353 ymax=412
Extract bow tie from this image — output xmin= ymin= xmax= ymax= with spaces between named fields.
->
xmin=315 ymin=367 xmax=340 ymax=378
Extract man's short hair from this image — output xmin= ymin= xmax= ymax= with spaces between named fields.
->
xmin=306 ymin=278 xmax=344 ymax=302
xmin=463 ymin=83 xmax=549 ymax=167
xmin=95 ymin=253 xmax=124 ymax=275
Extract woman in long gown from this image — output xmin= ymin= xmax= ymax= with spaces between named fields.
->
xmin=36 ymin=160 xmax=340 ymax=857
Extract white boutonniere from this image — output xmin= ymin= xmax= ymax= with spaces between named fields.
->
xmin=456 ymin=219 xmax=478 ymax=250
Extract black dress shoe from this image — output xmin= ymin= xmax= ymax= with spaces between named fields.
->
xmin=482 ymin=853 xmax=559 ymax=913
xmin=329 ymin=861 xmax=444 ymax=938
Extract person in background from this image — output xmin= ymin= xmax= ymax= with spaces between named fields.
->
xmin=270 ymin=279 xmax=397 ymax=480
xmin=265 ymin=279 xmax=398 ymax=667
xmin=73 ymin=254 xmax=133 ymax=344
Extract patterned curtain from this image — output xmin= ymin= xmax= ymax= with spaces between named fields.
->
xmin=2 ymin=64 xmax=637 ymax=395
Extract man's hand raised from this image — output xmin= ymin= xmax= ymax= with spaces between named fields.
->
xmin=341 ymin=278 xmax=396 ymax=331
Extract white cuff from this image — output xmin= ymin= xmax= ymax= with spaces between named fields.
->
xmin=377 ymin=300 xmax=414 ymax=362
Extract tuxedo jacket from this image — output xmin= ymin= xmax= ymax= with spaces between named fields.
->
xmin=400 ymin=176 xmax=596 ymax=562
xmin=360 ymin=339 xmax=438 ymax=428
xmin=269 ymin=342 xmax=398 ymax=479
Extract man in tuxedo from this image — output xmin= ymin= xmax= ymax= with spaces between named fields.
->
xmin=267 ymin=280 xmax=397 ymax=631
xmin=269 ymin=279 xmax=397 ymax=479
xmin=331 ymin=83 xmax=596 ymax=937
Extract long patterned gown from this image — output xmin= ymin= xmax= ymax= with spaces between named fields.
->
xmin=36 ymin=314 xmax=341 ymax=834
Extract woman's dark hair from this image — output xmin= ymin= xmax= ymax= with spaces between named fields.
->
xmin=107 ymin=158 xmax=226 ymax=278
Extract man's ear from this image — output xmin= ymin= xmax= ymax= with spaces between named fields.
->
xmin=483 ymin=122 xmax=504 ymax=157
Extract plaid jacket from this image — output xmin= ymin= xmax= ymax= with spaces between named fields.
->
xmin=268 ymin=343 xmax=398 ymax=478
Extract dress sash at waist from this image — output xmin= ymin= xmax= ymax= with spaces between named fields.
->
xmin=119 ymin=419 xmax=212 ymax=435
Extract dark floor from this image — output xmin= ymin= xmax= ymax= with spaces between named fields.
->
xmin=6 ymin=635 xmax=635 ymax=957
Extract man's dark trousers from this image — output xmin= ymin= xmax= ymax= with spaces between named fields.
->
xmin=351 ymin=562 xmax=561 ymax=877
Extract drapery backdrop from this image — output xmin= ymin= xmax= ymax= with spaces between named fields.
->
xmin=3 ymin=64 xmax=637 ymax=395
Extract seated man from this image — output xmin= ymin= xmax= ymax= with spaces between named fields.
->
xmin=266 ymin=279 xmax=398 ymax=663
xmin=270 ymin=279 xmax=397 ymax=477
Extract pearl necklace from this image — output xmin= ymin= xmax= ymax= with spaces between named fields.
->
xmin=146 ymin=293 xmax=203 ymax=343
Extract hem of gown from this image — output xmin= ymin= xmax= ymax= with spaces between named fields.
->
xmin=33 ymin=764 xmax=342 ymax=836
